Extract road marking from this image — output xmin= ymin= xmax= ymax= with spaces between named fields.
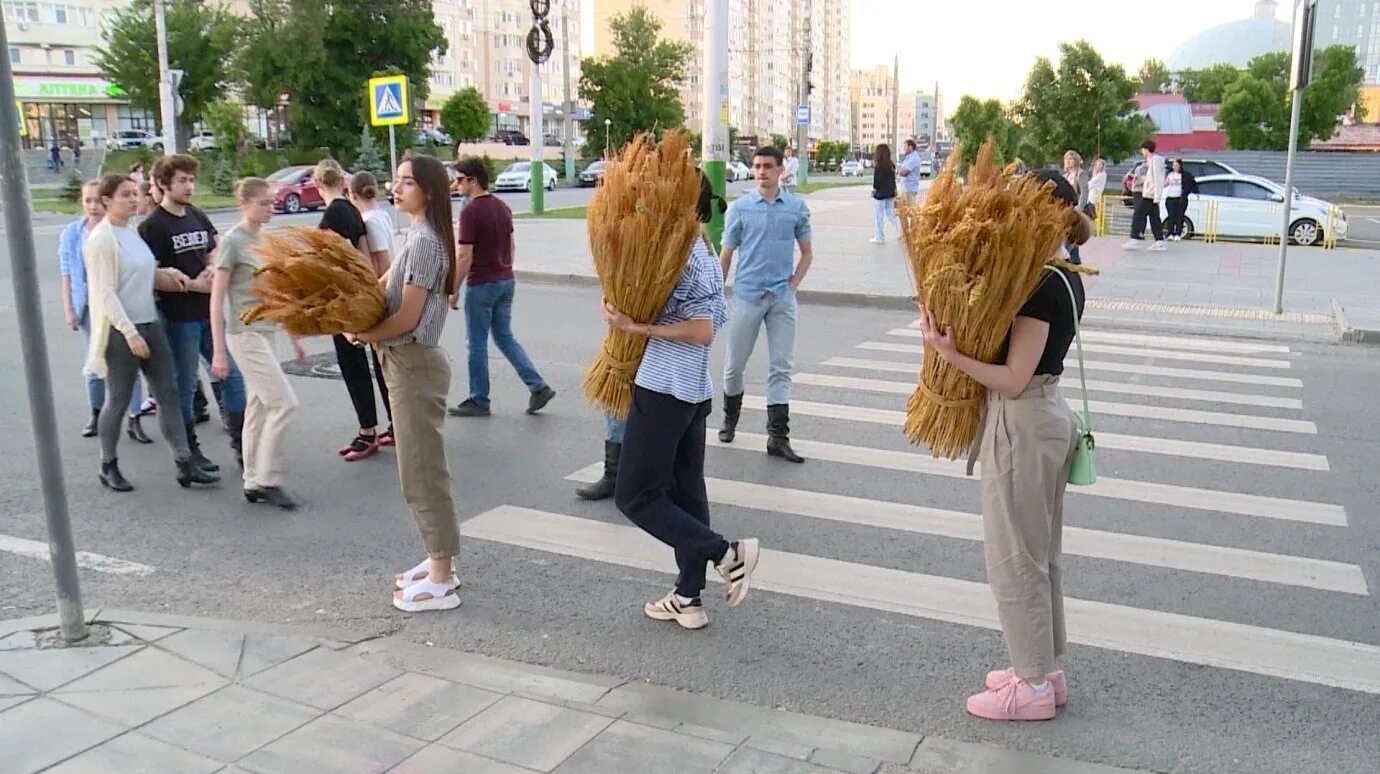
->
xmin=793 ymin=373 xmax=1317 ymax=434
xmin=820 ymin=358 xmax=1303 ymax=410
xmin=702 ymin=432 xmax=1341 ymax=524
xmin=464 ymin=507 xmax=1380 ymax=696
xmin=0 ymin=534 xmax=156 ymax=576
xmin=904 ymin=323 xmax=1294 ymax=354
xmin=872 ymin=337 xmax=1293 ymax=370
xmin=740 ymin=396 xmax=1331 ymax=471
xmin=568 ymin=464 xmax=1359 ymax=590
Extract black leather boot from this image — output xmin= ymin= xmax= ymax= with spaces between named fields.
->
xmin=718 ymin=393 xmax=743 ymax=443
xmin=98 ymin=459 xmax=133 ymax=492
xmin=245 ymin=486 xmax=298 ymax=510
xmin=82 ymin=408 xmax=99 ymax=438
xmin=185 ymin=423 xmax=220 ymax=472
xmin=126 ymin=414 xmax=153 ymax=444
xmin=766 ymin=404 xmax=804 ymax=463
xmin=193 ymin=384 xmax=211 ymax=424
xmin=176 ymin=457 xmax=220 ymax=488
xmin=211 ymin=380 xmax=229 ymax=430
xmin=576 ymin=441 xmax=621 ymax=501
xmin=227 ymin=411 xmax=245 ymax=469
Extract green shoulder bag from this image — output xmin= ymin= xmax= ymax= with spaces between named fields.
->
xmin=1044 ymin=266 xmax=1096 ymax=486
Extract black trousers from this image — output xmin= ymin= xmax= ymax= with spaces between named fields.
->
xmin=333 ymin=334 xmax=392 ymax=431
xmin=1131 ymin=196 xmax=1164 ymax=241
xmin=614 ymin=386 xmax=728 ymax=599
xmin=1165 ymin=197 xmax=1189 ymax=236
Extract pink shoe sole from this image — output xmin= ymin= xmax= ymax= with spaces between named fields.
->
xmin=985 ymin=668 xmax=1067 ymax=706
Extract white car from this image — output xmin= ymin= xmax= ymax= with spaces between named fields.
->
xmin=188 ymin=131 xmax=216 ymax=151
xmin=840 ymin=160 xmax=863 ymax=177
xmin=109 ymin=130 xmax=160 ymax=151
xmin=1181 ymin=174 xmax=1346 ymax=247
xmin=728 ymin=160 xmax=750 ymax=181
xmin=494 ymin=161 xmax=558 ymax=192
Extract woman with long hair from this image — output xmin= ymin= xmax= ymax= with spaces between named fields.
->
xmin=83 ymin=174 xmax=219 ymax=491
xmin=316 ymin=158 xmax=393 ymax=460
xmin=920 ymin=170 xmax=1087 ymax=721
xmin=355 ymin=156 xmax=461 ymax=613
xmin=210 ymin=178 xmax=307 ymax=510
xmin=870 ymin=145 xmax=900 ymax=244
xmin=1062 ymin=151 xmax=1090 ymax=265
xmin=1086 ymin=158 xmax=1107 ymax=220
xmin=1165 ymin=159 xmax=1197 ymax=241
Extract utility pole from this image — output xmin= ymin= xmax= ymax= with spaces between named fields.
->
xmin=0 ymin=22 xmax=86 ymax=644
xmin=703 ymin=0 xmax=729 ymax=250
xmin=891 ymin=55 xmax=900 ymax=151
xmin=155 ymin=0 xmax=177 ymax=153
xmin=528 ymin=0 xmax=554 ymax=215
xmin=561 ymin=6 xmax=576 ymax=186
xmin=1275 ymin=0 xmax=1319 ymax=314
xmin=795 ymin=0 xmax=812 ymax=186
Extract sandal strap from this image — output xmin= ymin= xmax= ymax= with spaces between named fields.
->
xmin=400 ymin=578 xmax=456 ymax=602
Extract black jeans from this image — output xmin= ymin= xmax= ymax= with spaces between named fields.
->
xmin=1131 ymin=196 xmax=1164 ymax=242
xmin=614 ymin=386 xmax=728 ymax=599
xmin=1165 ymin=197 xmax=1189 ymax=237
xmin=333 ymin=334 xmax=392 ymax=431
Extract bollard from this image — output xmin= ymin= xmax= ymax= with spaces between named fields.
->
xmin=1204 ymin=201 xmax=1219 ymax=244
xmin=1324 ymin=207 xmax=1339 ymax=250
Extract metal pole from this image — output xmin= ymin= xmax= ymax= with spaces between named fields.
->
xmin=1273 ymin=90 xmax=1304 ymax=314
xmin=891 ymin=56 xmax=900 ymax=152
xmin=561 ymin=7 xmax=576 ymax=187
xmin=155 ymin=0 xmax=177 ymax=153
xmin=531 ymin=61 xmax=545 ymax=215
xmin=702 ymin=0 xmax=728 ymax=251
xmin=387 ymin=125 xmax=397 ymax=187
xmin=0 ymin=24 xmax=86 ymax=643
xmin=796 ymin=0 xmax=811 ymax=186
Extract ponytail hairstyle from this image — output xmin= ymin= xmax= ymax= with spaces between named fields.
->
xmin=312 ymin=157 xmax=346 ymax=190
xmin=405 ymin=155 xmax=459 ymax=296
xmin=1064 ymin=207 xmax=1093 ymax=247
xmin=349 ymin=171 xmax=379 ymax=201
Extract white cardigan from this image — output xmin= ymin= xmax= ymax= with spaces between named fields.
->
xmin=82 ymin=220 xmax=141 ymax=379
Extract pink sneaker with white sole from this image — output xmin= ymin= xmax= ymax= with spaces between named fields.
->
xmin=985 ymin=667 xmax=1066 ymax=706
xmin=966 ymin=675 xmax=1057 ymax=721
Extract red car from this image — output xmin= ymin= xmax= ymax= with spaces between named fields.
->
xmin=266 ymin=165 xmax=324 ymax=214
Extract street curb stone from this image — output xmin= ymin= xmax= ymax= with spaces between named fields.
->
xmin=1332 ymin=296 xmax=1380 ymax=344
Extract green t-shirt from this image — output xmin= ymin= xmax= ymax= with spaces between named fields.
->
xmin=215 ymin=226 xmax=274 ymax=335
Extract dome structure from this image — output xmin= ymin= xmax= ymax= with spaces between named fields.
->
xmin=1167 ymin=0 xmax=1292 ymax=71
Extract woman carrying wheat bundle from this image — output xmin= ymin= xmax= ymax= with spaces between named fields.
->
xmin=908 ymin=157 xmax=1091 ymax=721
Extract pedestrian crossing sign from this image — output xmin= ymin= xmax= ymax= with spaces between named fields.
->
xmin=368 ymin=76 xmax=409 ymax=127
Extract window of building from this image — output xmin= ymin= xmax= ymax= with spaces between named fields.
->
xmin=52 ymin=3 xmax=67 ymax=23
xmin=8 ymin=46 xmax=19 ymax=64
xmin=62 ymin=48 xmax=75 ymax=65
xmin=117 ymin=105 xmax=156 ymax=133
xmin=4 ymin=2 xmax=40 ymax=23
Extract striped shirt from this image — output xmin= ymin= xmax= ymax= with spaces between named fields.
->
xmin=380 ymin=221 xmax=451 ymax=348
xmin=635 ymin=237 xmax=727 ymax=404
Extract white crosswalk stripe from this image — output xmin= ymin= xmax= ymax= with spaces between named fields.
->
xmin=871 ymin=336 xmax=1295 ymax=369
xmin=904 ymin=322 xmax=1295 ymax=354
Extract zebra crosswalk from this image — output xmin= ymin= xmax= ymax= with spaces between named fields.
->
xmin=460 ymin=316 xmax=1376 ymax=700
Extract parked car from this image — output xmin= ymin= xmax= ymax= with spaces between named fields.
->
xmin=415 ymin=127 xmax=453 ymax=146
xmin=109 ymin=130 xmax=161 ymax=151
xmin=840 ymin=160 xmax=863 ymax=177
xmin=579 ymin=160 xmax=607 ymax=187
xmin=1122 ymin=158 xmax=1240 ymax=199
xmin=265 ymin=165 xmax=324 ymax=214
xmin=492 ymin=130 xmax=530 ymax=146
xmin=1178 ymin=174 xmax=1346 ymax=246
xmin=543 ymin=136 xmax=562 ymax=147
xmin=494 ymin=161 xmax=559 ymax=192
xmin=187 ymin=131 xmax=217 ymax=151
xmin=728 ymin=160 xmax=751 ymax=181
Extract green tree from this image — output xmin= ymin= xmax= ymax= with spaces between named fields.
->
xmin=950 ymin=96 xmax=1020 ymax=168
xmin=352 ymin=127 xmax=388 ymax=180
xmin=770 ymin=134 xmax=789 ymax=150
xmin=1218 ymin=45 xmax=1365 ymax=149
xmin=578 ymin=6 xmax=693 ymax=157
xmin=1137 ymin=59 xmax=1171 ymax=93
xmin=1015 ymin=40 xmax=1149 ymax=165
xmin=440 ymin=87 xmax=491 ymax=142
xmin=94 ymin=0 xmax=239 ymax=133
xmin=59 ymin=171 xmax=85 ymax=202
xmin=203 ymin=99 xmax=249 ymax=162
xmin=1177 ymin=63 xmax=1243 ymax=102
xmin=1218 ymin=75 xmax=1284 ymax=149
xmin=234 ymin=0 xmax=327 ymax=112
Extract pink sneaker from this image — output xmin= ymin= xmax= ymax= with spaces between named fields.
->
xmin=966 ymin=675 xmax=1056 ymax=721
xmin=985 ymin=667 xmax=1067 ymax=706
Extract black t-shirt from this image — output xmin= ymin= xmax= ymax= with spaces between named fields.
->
xmin=138 ymin=204 xmax=218 ymax=322
xmin=319 ymin=198 xmax=367 ymax=248
xmin=1011 ymin=267 xmax=1085 ymax=376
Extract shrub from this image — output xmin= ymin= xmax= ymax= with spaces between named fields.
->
xmin=59 ymin=171 xmax=85 ymax=202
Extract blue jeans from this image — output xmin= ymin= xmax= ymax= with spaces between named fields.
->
xmin=464 ymin=279 xmax=547 ymax=408
xmin=605 ymin=414 xmax=626 ymax=443
xmin=79 ymin=310 xmax=143 ymax=415
xmin=165 ymin=318 xmax=245 ymax=424
xmin=873 ymin=197 xmax=899 ymax=241
xmin=723 ymin=289 xmax=797 ymax=404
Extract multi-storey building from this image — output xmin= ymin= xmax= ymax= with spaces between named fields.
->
xmin=1315 ymin=0 xmax=1380 ymax=83
xmin=913 ymin=92 xmax=940 ymax=146
xmin=849 ymin=64 xmax=913 ymax=152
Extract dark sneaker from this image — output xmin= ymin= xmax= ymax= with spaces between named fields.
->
xmin=448 ymin=399 xmax=491 ymax=417
xmin=342 ymin=435 xmax=380 ymax=462
xmin=526 ymin=386 xmax=557 ymax=415
xmin=377 ymin=426 xmax=396 ymax=447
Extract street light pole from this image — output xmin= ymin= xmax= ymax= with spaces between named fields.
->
xmin=604 ymin=118 xmax=611 ymax=154
xmin=155 ymin=0 xmax=176 ymax=153
xmin=702 ymin=0 xmax=728 ymax=250
xmin=0 ymin=22 xmax=86 ymax=643
xmin=1274 ymin=0 xmax=1319 ymax=314
xmin=561 ymin=6 xmax=576 ymax=186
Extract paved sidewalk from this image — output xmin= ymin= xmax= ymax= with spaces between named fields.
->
xmin=0 ymin=610 xmax=1148 ymax=774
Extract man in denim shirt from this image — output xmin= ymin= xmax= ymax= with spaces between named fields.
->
xmin=718 ymin=146 xmax=814 ymax=463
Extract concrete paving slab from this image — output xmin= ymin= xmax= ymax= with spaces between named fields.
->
xmin=243 ymin=645 xmax=400 ymax=711
xmin=551 ymin=719 xmax=734 ymax=773
xmin=155 ymin=628 xmax=245 ymax=677
xmin=744 ymin=735 xmax=816 ymax=761
xmin=238 ymin=714 xmax=424 ymax=774
xmin=0 ymin=630 xmax=38 ymax=650
xmin=0 ymin=694 xmax=34 ymax=712
xmin=389 ymin=745 xmax=534 ymax=773
xmin=0 ymin=696 xmax=124 ymax=774
xmin=335 ymin=672 xmax=504 ymax=742
xmin=111 ymin=623 xmax=181 ymax=643
xmin=0 ymin=643 xmax=140 ymax=691
xmin=0 ymin=669 xmax=38 ymax=695
xmin=54 ymin=683 xmax=223 ymax=727
xmin=438 ymin=695 xmax=615 ymax=772
xmin=55 ymin=646 xmax=225 ymax=693
xmin=236 ymin=634 xmax=320 ymax=678
xmin=717 ymin=747 xmax=844 ymax=774
xmin=908 ymin=736 xmax=1148 ymax=774
xmin=674 ymin=720 xmax=751 ymax=746
xmin=810 ymin=746 xmax=882 ymax=774
xmin=141 ymin=685 xmax=320 ymax=763
xmin=43 ymin=731 xmax=223 ymax=774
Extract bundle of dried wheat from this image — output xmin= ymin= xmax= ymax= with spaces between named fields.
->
xmin=896 ymin=140 xmax=1087 ymax=459
xmin=241 ymin=227 xmax=386 ymax=337
xmin=582 ymin=132 xmax=702 ymax=419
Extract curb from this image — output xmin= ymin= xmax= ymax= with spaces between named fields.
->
xmin=1331 ymin=297 xmax=1380 ymax=344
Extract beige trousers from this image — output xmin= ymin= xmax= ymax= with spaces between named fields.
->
xmin=978 ymin=375 xmax=1078 ymax=680
xmin=226 ymin=331 xmax=297 ymax=489
xmin=380 ymin=342 xmax=459 ymax=559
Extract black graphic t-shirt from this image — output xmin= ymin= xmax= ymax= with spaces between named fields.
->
xmin=139 ymin=204 xmax=218 ymax=321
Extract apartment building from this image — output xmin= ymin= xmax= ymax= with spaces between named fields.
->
xmin=913 ymin=91 xmax=941 ymax=145
xmin=849 ymin=64 xmax=914 ymax=151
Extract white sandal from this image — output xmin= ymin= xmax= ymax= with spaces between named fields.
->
xmin=395 ymin=559 xmax=462 ymax=590
xmin=392 ymin=577 xmax=461 ymax=613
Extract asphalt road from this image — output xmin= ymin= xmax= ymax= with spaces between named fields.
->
xmin=1 ymin=228 xmax=1377 ymax=773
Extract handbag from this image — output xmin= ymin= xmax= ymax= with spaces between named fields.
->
xmin=1044 ymin=265 xmax=1096 ymax=486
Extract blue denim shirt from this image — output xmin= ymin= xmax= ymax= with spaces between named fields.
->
xmin=721 ymin=189 xmax=811 ymax=298
xmin=58 ymin=218 xmax=92 ymax=314
xmin=899 ymin=151 xmax=922 ymax=194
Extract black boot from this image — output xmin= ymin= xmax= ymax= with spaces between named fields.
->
xmin=82 ymin=408 xmax=99 ymax=438
xmin=193 ymin=384 xmax=211 ymax=424
xmin=177 ymin=458 xmax=220 ymax=488
xmin=98 ymin=459 xmax=133 ymax=492
xmin=766 ymin=404 xmax=804 ymax=463
xmin=211 ymin=380 xmax=229 ymax=430
xmin=245 ymin=486 xmax=298 ymax=511
xmin=126 ymin=414 xmax=153 ymax=444
xmin=718 ymin=393 xmax=743 ymax=443
xmin=227 ymin=411 xmax=245 ymax=469
xmin=576 ymin=441 xmax=621 ymax=501
xmin=185 ymin=423 xmax=220 ymax=472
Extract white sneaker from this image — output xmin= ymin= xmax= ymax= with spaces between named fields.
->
xmin=1121 ymin=239 xmax=1141 ymax=250
xmin=716 ymin=539 xmax=760 ymax=607
xmin=644 ymin=592 xmax=708 ymax=630
xmin=1149 ymin=241 xmax=1168 ymax=251
xmin=869 ymin=238 xmax=884 ymax=244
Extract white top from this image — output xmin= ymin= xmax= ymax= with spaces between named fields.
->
xmin=112 ymin=226 xmax=160 ymax=325
xmin=783 ymin=156 xmax=799 ymax=184
xmin=361 ymin=207 xmax=394 ymax=256
xmin=1088 ymin=171 xmax=1107 ymax=202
